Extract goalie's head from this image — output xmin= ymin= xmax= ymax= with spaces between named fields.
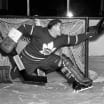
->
xmin=47 ymin=19 xmax=62 ymax=38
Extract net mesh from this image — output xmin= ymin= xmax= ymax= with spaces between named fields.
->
xmin=0 ymin=18 xmax=86 ymax=75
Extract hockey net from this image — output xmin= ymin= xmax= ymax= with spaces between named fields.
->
xmin=0 ymin=18 xmax=86 ymax=74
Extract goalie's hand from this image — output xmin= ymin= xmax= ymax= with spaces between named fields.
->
xmin=96 ymin=17 xmax=104 ymax=34
xmin=86 ymin=28 xmax=98 ymax=39
xmin=88 ymin=17 xmax=104 ymax=34
xmin=87 ymin=17 xmax=104 ymax=39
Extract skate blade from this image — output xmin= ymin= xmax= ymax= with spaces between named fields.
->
xmin=73 ymin=85 xmax=93 ymax=93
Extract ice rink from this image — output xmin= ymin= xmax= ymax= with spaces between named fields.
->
xmin=0 ymin=56 xmax=104 ymax=104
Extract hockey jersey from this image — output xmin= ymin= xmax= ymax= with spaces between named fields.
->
xmin=18 ymin=24 xmax=77 ymax=60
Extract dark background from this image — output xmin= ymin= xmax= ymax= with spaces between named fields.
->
xmin=0 ymin=0 xmax=103 ymax=17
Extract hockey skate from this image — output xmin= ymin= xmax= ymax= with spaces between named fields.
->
xmin=72 ymin=79 xmax=93 ymax=93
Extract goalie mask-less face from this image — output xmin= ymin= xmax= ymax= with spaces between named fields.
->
xmin=50 ymin=22 xmax=62 ymax=38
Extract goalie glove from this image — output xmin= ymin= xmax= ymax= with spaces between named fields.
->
xmin=96 ymin=17 xmax=104 ymax=34
xmin=87 ymin=17 xmax=104 ymax=39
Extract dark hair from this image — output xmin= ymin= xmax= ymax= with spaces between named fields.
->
xmin=47 ymin=19 xmax=62 ymax=29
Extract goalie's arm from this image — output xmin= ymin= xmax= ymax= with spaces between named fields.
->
xmin=68 ymin=33 xmax=92 ymax=45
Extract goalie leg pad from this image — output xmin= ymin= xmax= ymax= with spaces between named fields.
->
xmin=0 ymin=66 xmax=12 ymax=83
xmin=62 ymin=54 xmax=92 ymax=86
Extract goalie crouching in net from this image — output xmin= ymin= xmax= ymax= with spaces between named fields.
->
xmin=0 ymin=18 xmax=104 ymax=90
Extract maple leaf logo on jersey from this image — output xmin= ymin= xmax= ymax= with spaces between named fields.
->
xmin=40 ymin=41 xmax=56 ymax=55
